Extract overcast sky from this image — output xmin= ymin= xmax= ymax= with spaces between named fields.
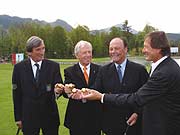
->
xmin=1 ymin=0 xmax=180 ymax=33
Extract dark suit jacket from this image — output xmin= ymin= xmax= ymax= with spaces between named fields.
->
xmin=64 ymin=63 xmax=102 ymax=133
xmin=104 ymin=57 xmax=180 ymax=135
xmin=12 ymin=59 xmax=63 ymax=130
xmin=95 ymin=60 xmax=148 ymax=135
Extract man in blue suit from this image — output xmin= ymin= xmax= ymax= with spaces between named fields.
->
xmin=12 ymin=36 xmax=63 ymax=135
xmin=82 ymin=31 xmax=180 ymax=135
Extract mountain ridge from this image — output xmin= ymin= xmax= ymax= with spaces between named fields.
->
xmin=0 ymin=15 xmax=180 ymax=41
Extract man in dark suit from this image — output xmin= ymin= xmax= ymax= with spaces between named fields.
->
xmin=63 ymin=40 xmax=101 ymax=135
xmin=12 ymin=36 xmax=63 ymax=135
xmin=94 ymin=37 xmax=148 ymax=135
xmin=82 ymin=31 xmax=180 ymax=135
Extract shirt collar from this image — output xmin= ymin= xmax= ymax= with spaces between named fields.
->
xmin=115 ymin=58 xmax=127 ymax=69
xmin=150 ymin=56 xmax=168 ymax=76
xmin=30 ymin=58 xmax=42 ymax=69
xmin=79 ymin=62 xmax=90 ymax=70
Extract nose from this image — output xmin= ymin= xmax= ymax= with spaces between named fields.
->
xmin=142 ymin=47 xmax=145 ymax=54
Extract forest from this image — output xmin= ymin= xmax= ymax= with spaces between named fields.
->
xmin=0 ymin=20 xmax=179 ymax=61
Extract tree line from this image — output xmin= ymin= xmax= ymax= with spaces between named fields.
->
xmin=0 ymin=20 xmax=176 ymax=60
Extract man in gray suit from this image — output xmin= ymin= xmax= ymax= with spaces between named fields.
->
xmin=12 ymin=36 xmax=63 ymax=135
xmin=81 ymin=31 xmax=180 ymax=135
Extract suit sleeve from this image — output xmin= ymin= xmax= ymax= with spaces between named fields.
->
xmin=12 ymin=65 xmax=22 ymax=122
xmin=104 ymin=71 xmax=169 ymax=108
xmin=132 ymin=66 xmax=149 ymax=114
xmin=54 ymin=63 xmax=63 ymax=98
xmin=54 ymin=63 xmax=63 ymax=85
xmin=62 ymin=68 xmax=72 ymax=98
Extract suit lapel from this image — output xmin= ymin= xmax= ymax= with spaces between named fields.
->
xmin=89 ymin=64 xmax=97 ymax=86
xmin=109 ymin=63 xmax=119 ymax=82
xmin=74 ymin=63 xmax=87 ymax=85
xmin=123 ymin=60 xmax=129 ymax=82
xmin=109 ymin=63 xmax=122 ymax=92
xmin=37 ymin=59 xmax=48 ymax=85
xmin=24 ymin=59 xmax=36 ymax=84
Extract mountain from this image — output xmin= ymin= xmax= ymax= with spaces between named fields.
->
xmin=0 ymin=15 xmax=73 ymax=31
xmin=0 ymin=15 xmax=180 ymax=41
xmin=50 ymin=19 xmax=72 ymax=31
xmin=167 ymin=33 xmax=180 ymax=41
xmin=91 ymin=23 xmax=138 ymax=35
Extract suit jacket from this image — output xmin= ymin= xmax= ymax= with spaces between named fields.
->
xmin=95 ymin=60 xmax=148 ymax=134
xmin=64 ymin=63 xmax=102 ymax=132
xmin=104 ymin=57 xmax=180 ymax=135
xmin=12 ymin=59 xmax=63 ymax=129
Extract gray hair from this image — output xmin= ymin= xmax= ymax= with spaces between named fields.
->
xmin=26 ymin=36 xmax=44 ymax=52
xmin=74 ymin=40 xmax=92 ymax=56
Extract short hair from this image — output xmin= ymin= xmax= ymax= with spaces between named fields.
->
xmin=145 ymin=31 xmax=170 ymax=56
xmin=109 ymin=37 xmax=128 ymax=48
xmin=26 ymin=36 xmax=44 ymax=52
xmin=74 ymin=40 xmax=92 ymax=56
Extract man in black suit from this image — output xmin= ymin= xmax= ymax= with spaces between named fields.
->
xmin=63 ymin=40 xmax=101 ymax=135
xmin=94 ymin=37 xmax=148 ymax=135
xmin=82 ymin=31 xmax=180 ymax=135
xmin=12 ymin=36 xmax=63 ymax=135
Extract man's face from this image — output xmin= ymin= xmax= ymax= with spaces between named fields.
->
xmin=76 ymin=45 xmax=92 ymax=66
xmin=142 ymin=38 xmax=161 ymax=62
xmin=28 ymin=44 xmax=45 ymax=62
xmin=109 ymin=39 xmax=127 ymax=64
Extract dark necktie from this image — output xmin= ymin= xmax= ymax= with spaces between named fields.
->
xmin=117 ymin=65 xmax=122 ymax=82
xmin=34 ymin=63 xmax=40 ymax=83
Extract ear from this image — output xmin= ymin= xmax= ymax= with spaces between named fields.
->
xmin=26 ymin=52 xmax=31 ymax=56
xmin=125 ymin=47 xmax=128 ymax=53
xmin=75 ymin=54 xmax=79 ymax=59
xmin=157 ymin=48 xmax=161 ymax=54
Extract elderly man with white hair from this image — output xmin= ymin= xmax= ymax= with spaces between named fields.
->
xmin=62 ymin=40 xmax=102 ymax=135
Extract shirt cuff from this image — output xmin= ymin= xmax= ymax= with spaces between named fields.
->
xmin=101 ymin=94 xmax=105 ymax=103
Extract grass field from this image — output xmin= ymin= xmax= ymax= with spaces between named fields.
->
xmin=0 ymin=57 xmax=150 ymax=135
xmin=0 ymin=63 xmax=71 ymax=135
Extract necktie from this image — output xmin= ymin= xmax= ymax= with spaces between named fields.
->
xmin=83 ymin=66 xmax=89 ymax=84
xmin=149 ymin=66 xmax=152 ymax=76
xmin=117 ymin=65 xmax=122 ymax=82
xmin=34 ymin=63 xmax=40 ymax=83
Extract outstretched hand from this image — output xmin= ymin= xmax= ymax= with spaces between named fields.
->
xmin=70 ymin=88 xmax=103 ymax=101
xmin=82 ymin=89 xmax=103 ymax=100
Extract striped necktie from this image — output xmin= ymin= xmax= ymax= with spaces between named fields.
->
xmin=83 ymin=66 xmax=89 ymax=84
xmin=117 ymin=64 xmax=122 ymax=82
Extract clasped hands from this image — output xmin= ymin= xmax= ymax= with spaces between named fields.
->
xmin=54 ymin=83 xmax=137 ymax=126
xmin=54 ymin=83 xmax=102 ymax=100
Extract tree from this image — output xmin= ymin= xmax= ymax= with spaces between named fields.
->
xmin=69 ymin=25 xmax=90 ymax=45
xmin=50 ymin=26 xmax=68 ymax=58
xmin=109 ymin=26 xmax=123 ymax=39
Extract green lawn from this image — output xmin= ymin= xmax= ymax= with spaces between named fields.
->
xmin=0 ymin=57 xmax=149 ymax=135
xmin=0 ymin=63 xmax=70 ymax=135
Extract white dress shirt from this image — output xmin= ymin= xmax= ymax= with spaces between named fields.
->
xmin=30 ymin=58 xmax=42 ymax=78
